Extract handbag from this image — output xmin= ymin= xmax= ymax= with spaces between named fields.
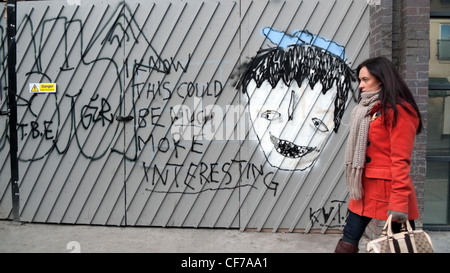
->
xmin=366 ymin=214 xmax=434 ymax=253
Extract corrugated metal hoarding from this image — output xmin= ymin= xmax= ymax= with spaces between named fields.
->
xmin=0 ymin=0 xmax=369 ymax=232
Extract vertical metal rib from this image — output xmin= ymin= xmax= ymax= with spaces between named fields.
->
xmin=73 ymin=2 xmax=157 ymax=224
xmin=103 ymin=1 xmax=176 ymax=226
xmin=134 ymin=1 xmax=224 ymax=227
xmin=36 ymin=5 xmax=111 ymax=222
xmin=258 ymin=0 xmax=350 ymax=233
xmin=119 ymin=1 xmax=193 ymax=226
xmin=17 ymin=4 xmax=85 ymax=221
xmin=173 ymin=1 xmax=244 ymax=228
xmin=237 ymin=0 xmax=319 ymax=232
xmin=285 ymin=1 xmax=369 ymax=233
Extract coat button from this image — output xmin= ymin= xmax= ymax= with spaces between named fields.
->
xmin=367 ymin=141 xmax=370 ymax=146
xmin=366 ymin=156 xmax=372 ymax=163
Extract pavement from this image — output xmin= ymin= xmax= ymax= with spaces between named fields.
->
xmin=0 ymin=219 xmax=449 ymax=253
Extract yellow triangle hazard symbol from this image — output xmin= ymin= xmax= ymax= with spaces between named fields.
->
xmin=31 ymin=84 xmax=39 ymax=92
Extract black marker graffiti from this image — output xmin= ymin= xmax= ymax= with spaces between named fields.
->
xmin=0 ymin=3 xmax=357 ymax=201
xmin=270 ymin=133 xmax=317 ymax=159
xmin=80 ymin=94 xmax=114 ymax=129
xmin=309 ymin=200 xmax=348 ymax=228
xmin=0 ymin=2 xmax=281 ymax=196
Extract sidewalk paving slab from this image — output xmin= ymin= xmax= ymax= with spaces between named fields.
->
xmin=0 ymin=220 xmax=449 ymax=253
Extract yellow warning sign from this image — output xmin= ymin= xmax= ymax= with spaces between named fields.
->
xmin=31 ymin=84 xmax=39 ymax=92
xmin=29 ymin=83 xmax=56 ymax=93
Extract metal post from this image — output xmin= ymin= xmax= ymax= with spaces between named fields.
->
xmin=7 ymin=0 xmax=20 ymax=222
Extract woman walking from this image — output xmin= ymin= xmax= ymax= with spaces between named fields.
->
xmin=334 ymin=57 xmax=423 ymax=253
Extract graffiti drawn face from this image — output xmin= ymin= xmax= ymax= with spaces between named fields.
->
xmin=246 ymin=79 xmax=336 ymax=171
xmin=237 ymin=28 xmax=356 ymax=171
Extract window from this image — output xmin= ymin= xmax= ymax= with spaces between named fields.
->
xmin=426 ymin=8 xmax=450 ymax=229
xmin=438 ymin=24 xmax=450 ymax=60
xmin=431 ymin=0 xmax=450 ymax=14
xmin=425 ymin=90 xmax=450 ymax=227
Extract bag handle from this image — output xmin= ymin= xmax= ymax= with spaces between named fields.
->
xmin=381 ymin=214 xmax=413 ymax=238
xmin=403 ymin=218 xmax=414 ymax=233
xmin=381 ymin=214 xmax=393 ymax=237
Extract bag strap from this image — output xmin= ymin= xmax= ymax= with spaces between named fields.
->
xmin=385 ymin=214 xmax=394 ymax=238
xmin=404 ymin=233 xmax=416 ymax=253
xmin=404 ymin=218 xmax=414 ymax=233
xmin=381 ymin=214 xmax=393 ymax=236
xmin=403 ymin=220 xmax=418 ymax=252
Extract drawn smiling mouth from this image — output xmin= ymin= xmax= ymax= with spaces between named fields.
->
xmin=269 ymin=133 xmax=317 ymax=158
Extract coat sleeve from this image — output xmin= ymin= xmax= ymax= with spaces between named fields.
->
xmin=387 ymin=104 xmax=419 ymax=214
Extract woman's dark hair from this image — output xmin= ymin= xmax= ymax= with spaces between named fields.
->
xmin=356 ymin=56 xmax=423 ymax=134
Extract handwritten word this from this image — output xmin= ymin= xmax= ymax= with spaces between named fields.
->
xmin=133 ymin=80 xmax=224 ymax=100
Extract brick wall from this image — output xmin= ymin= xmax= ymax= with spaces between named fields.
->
xmin=365 ymin=0 xmax=430 ymax=239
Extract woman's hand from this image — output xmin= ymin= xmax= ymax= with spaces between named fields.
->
xmin=388 ymin=210 xmax=408 ymax=223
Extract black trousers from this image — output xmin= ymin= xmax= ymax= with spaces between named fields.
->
xmin=342 ymin=210 xmax=415 ymax=246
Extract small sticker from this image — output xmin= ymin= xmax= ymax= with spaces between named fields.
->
xmin=29 ymin=83 xmax=57 ymax=93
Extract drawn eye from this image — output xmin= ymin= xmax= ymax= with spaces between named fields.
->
xmin=260 ymin=110 xmax=281 ymax=121
xmin=312 ymin=117 xmax=329 ymax=132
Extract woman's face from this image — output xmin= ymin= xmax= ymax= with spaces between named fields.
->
xmin=358 ymin=66 xmax=381 ymax=92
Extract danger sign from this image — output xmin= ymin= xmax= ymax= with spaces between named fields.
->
xmin=29 ymin=83 xmax=57 ymax=93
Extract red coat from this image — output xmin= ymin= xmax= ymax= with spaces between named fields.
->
xmin=348 ymin=101 xmax=420 ymax=220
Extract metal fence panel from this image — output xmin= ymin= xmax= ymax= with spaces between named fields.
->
xmin=237 ymin=0 xmax=369 ymax=232
xmin=0 ymin=0 xmax=369 ymax=232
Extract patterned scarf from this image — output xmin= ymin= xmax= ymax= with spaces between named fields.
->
xmin=345 ymin=89 xmax=381 ymax=200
